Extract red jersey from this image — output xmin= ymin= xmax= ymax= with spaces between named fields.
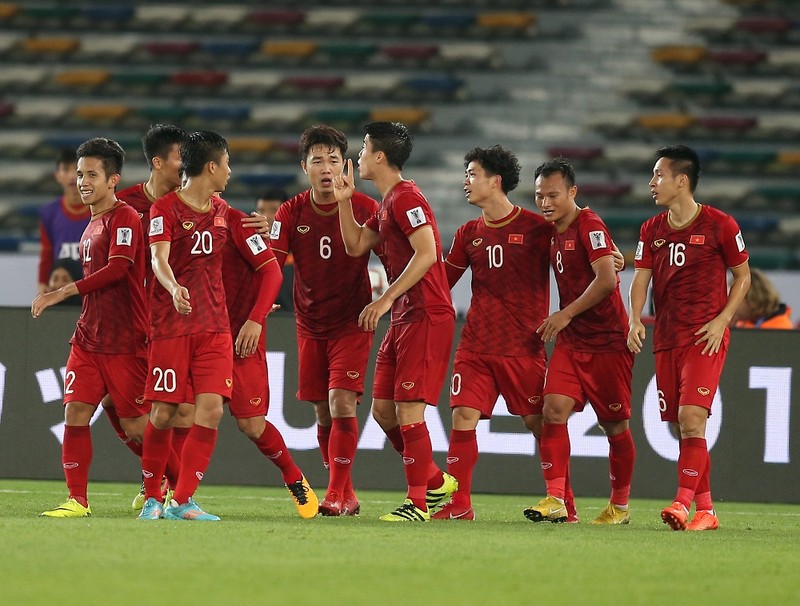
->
xmin=223 ymin=206 xmax=278 ymax=335
xmin=117 ymin=182 xmax=156 ymax=287
xmin=550 ymin=208 xmax=628 ymax=352
xmin=364 ymin=180 xmax=454 ymax=325
xmin=148 ymin=192 xmax=230 ymax=340
xmin=634 ymin=204 xmax=748 ymax=351
xmin=446 ymin=206 xmax=550 ymax=356
xmin=270 ymin=190 xmax=379 ymax=339
xmin=71 ymin=202 xmax=148 ymax=356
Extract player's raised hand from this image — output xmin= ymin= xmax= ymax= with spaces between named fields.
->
xmin=172 ymin=285 xmax=192 ymax=314
xmin=627 ymin=320 xmax=646 ymax=353
xmin=333 ymin=158 xmax=355 ymax=203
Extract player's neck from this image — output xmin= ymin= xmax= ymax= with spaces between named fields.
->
xmin=374 ymin=172 xmax=404 ymax=200
xmin=667 ymin=198 xmax=700 ymax=228
xmin=179 ymin=181 xmax=215 ymax=212
xmin=481 ymin=197 xmax=515 ymax=223
xmin=310 ymin=188 xmax=336 ymax=206
xmin=90 ymin=196 xmax=118 ymax=219
xmin=144 ymin=175 xmax=174 ymax=201
xmin=554 ymin=204 xmax=581 ymax=232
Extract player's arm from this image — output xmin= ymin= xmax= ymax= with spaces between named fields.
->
xmin=236 ymin=259 xmax=282 ymax=358
xmin=333 ymin=158 xmax=381 ymax=257
xmin=151 ymin=241 xmax=191 ymax=315
xmin=695 ymin=261 xmax=751 ymax=355
xmin=37 ymin=222 xmax=54 ymax=294
xmin=358 ymin=224 xmax=436 ymax=332
xmin=444 ymin=260 xmax=467 ymax=289
xmin=627 ymin=268 xmax=652 ymax=353
xmin=31 ymin=281 xmax=78 ymax=317
xmin=537 ymin=254 xmax=617 ymax=342
xmin=611 ymin=242 xmax=625 ymax=272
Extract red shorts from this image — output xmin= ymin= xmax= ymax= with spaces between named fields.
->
xmin=544 ymin=345 xmax=634 ymax=422
xmin=654 ymin=339 xmax=728 ymax=423
xmin=64 ymin=345 xmax=148 ymax=418
xmin=229 ymin=341 xmax=268 ymax=419
xmin=373 ymin=314 xmax=455 ymax=405
xmin=146 ymin=332 xmax=233 ymax=404
xmin=450 ymin=349 xmax=546 ymax=419
xmin=296 ymin=331 xmax=373 ymax=401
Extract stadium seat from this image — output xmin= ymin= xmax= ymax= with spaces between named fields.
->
xmin=133 ymin=5 xmax=189 ymax=29
xmin=343 ymin=74 xmax=402 ymax=98
xmin=10 ymin=99 xmax=71 ymax=126
xmin=356 ymin=13 xmax=418 ymax=33
xmin=670 ymin=80 xmax=732 ymax=100
xmin=248 ymin=104 xmax=306 ymax=129
xmin=369 ymin=107 xmax=430 ymax=127
xmin=227 ymin=72 xmax=283 ymax=96
xmin=766 ymin=48 xmax=800 ymax=73
xmin=476 ymin=12 xmax=536 ymax=32
xmin=81 ymin=6 xmax=135 ymax=23
xmin=439 ymin=43 xmax=497 ymax=67
xmin=547 ymin=146 xmax=604 ymax=161
xmin=578 ymin=182 xmax=633 ymax=200
xmin=76 ymin=34 xmax=140 ymax=60
xmin=420 ymin=13 xmax=476 ymax=33
xmin=708 ymin=49 xmax=767 ymax=70
xmin=0 ymin=66 xmax=46 ymax=90
xmin=281 ymin=76 xmax=345 ymax=95
xmin=54 ymin=69 xmax=111 ymax=88
xmin=137 ymin=105 xmax=190 ymax=123
xmin=187 ymin=6 xmax=247 ymax=29
xmin=234 ymin=173 xmax=298 ymax=193
xmin=400 ymin=75 xmax=465 ymax=99
xmin=73 ymin=104 xmax=131 ymax=124
xmin=317 ymin=42 xmax=378 ymax=64
xmin=247 ymin=9 xmax=305 ymax=27
xmin=692 ymin=115 xmax=758 ymax=136
xmin=0 ymin=101 xmax=13 ymax=118
xmin=382 ymin=44 xmax=440 ymax=63
xmin=201 ymin=40 xmax=259 ymax=59
xmin=0 ymin=4 xmax=20 ymax=20
xmin=734 ymin=17 xmax=793 ymax=37
xmin=261 ymin=40 xmax=319 ymax=60
xmin=776 ymin=150 xmax=800 ymax=167
xmin=307 ymin=108 xmax=370 ymax=129
xmin=193 ymin=105 xmax=251 ymax=123
xmin=142 ymin=41 xmax=200 ymax=58
xmin=635 ymin=113 xmax=694 ymax=132
xmin=650 ymin=45 xmax=708 ymax=67
xmin=109 ymin=71 xmax=168 ymax=92
xmin=227 ymin=137 xmax=274 ymax=161
xmin=168 ymin=71 xmax=228 ymax=88
xmin=19 ymin=5 xmax=79 ymax=22
xmin=21 ymin=37 xmax=80 ymax=55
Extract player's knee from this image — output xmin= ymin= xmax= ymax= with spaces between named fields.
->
xmin=237 ymin=417 xmax=264 ymax=440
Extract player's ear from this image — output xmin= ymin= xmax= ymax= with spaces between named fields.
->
xmin=569 ymin=184 xmax=578 ymax=199
xmin=301 ymin=160 xmax=307 ymax=174
xmin=109 ymin=173 xmax=121 ymax=188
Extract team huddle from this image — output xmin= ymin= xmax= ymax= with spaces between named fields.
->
xmin=31 ymin=121 xmax=751 ymax=530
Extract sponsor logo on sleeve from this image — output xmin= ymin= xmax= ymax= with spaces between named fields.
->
xmin=149 ymin=216 xmax=164 ymax=236
xmin=508 ymin=234 xmax=523 ymax=245
xmin=735 ymin=230 xmax=745 ymax=252
xmin=589 ymin=230 xmax=607 ymax=250
xmin=269 ymin=220 xmax=281 ymax=239
xmin=246 ymin=234 xmax=267 ymax=255
xmin=689 ymin=234 xmax=705 ymax=245
xmin=635 ymin=241 xmax=644 ymax=260
xmin=406 ymin=206 xmax=427 ymax=228
xmin=116 ymin=227 xmax=132 ymax=246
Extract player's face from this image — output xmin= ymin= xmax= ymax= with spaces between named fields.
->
xmin=463 ymin=161 xmax=495 ymax=207
xmin=211 ymin=152 xmax=231 ymax=193
xmin=302 ymin=144 xmax=343 ymax=196
xmin=157 ymin=143 xmax=183 ymax=191
xmin=357 ymin=135 xmax=377 ymax=181
xmin=534 ymin=173 xmax=577 ymax=225
xmin=77 ymin=156 xmax=117 ymax=208
xmin=54 ymin=161 xmax=78 ymax=194
xmin=650 ymin=158 xmax=680 ymax=207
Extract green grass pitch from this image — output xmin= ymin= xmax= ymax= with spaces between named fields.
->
xmin=2 ymin=479 xmax=799 ymax=605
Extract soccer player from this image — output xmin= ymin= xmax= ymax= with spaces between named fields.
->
xmin=223 ymin=203 xmax=319 ymax=518
xmin=434 ymin=145 xmax=556 ymax=521
xmin=138 ymin=131 xmax=234 ymax=521
xmin=270 ymin=125 xmax=382 ymax=516
xmin=526 ymin=158 xmax=636 ymax=525
xmin=256 ymin=188 xmax=288 ymax=230
xmin=33 ymin=137 xmax=149 ymax=517
xmin=334 ymin=121 xmax=458 ymax=522
xmin=628 ymin=145 xmax=750 ymax=531
xmin=37 ymin=148 xmax=89 ymax=295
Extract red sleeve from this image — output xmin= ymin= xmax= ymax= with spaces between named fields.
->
xmin=579 ymin=214 xmax=614 ymax=265
xmin=38 ymin=222 xmax=53 ymax=285
xmin=721 ymin=215 xmax=749 ymax=268
xmin=148 ymin=200 xmax=173 ymax=245
xmin=390 ymin=190 xmax=432 ymax=238
xmin=444 ymin=229 xmax=469 ymax=288
xmin=247 ymin=258 xmax=282 ymax=324
xmin=634 ymin=220 xmax=653 ymax=270
xmin=74 ymin=256 xmax=130 ymax=295
xmin=268 ymin=203 xmax=292 ymax=262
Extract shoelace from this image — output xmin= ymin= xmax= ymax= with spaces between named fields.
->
xmin=287 ymin=480 xmax=309 ymax=504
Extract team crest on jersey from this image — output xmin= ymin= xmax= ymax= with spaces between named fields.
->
xmin=246 ymin=234 xmax=268 ymax=255
xmin=406 ymin=206 xmax=427 ymax=228
xmin=116 ymin=227 xmax=133 ymax=246
xmin=269 ymin=221 xmax=281 ymax=239
xmin=589 ymin=230 xmax=607 ymax=250
xmin=472 ymin=238 xmax=483 ymax=247
xmin=564 ymin=240 xmax=575 ymax=250
xmin=401 ymin=381 xmax=415 ymax=390
xmin=225 ymin=378 xmax=233 ymax=388
xmin=609 ymin=403 xmax=622 ymax=411
xmin=735 ymin=230 xmax=745 ymax=252
xmin=135 ymin=395 xmax=145 ymax=405
xmin=347 ymin=371 xmax=360 ymax=379
xmin=297 ymin=225 xmax=310 ymax=234
xmin=697 ymin=387 xmax=711 ymax=396
xmin=527 ymin=396 xmax=541 ymax=404
xmin=250 ymin=398 xmax=262 ymax=406
xmin=689 ymin=234 xmax=705 ymax=245
xmin=508 ymin=234 xmax=523 ymax=245
xmin=182 ymin=221 xmax=194 ymax=231
xmin=653 ymin=239 xmax=665 ymax=248
xmin=149 ymin=216 xmax=163 ymax=236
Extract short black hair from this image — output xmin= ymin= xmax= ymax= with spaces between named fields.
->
xmin=181 ymin=130 xmax=228 ymax=178
xmin=258 ymin=188 xmax=288 ymax=202
xmin=299 ymin=124 xmax=348 ymax=162
xmin=142 ymin=124 xmax=187 ymax=169
xmin=364 ymin=121 xmax=413 ymax=170
xmin=464 ymin=145 xmax=521 ymax=194
xmin=51 ymin=257 xmax=83 ymax=282
xmin=656 ymin=145 xmax=701 ymax=192
xmin=534 ymin=157 xmax=576 ymax=188
xmin=76 ymin=137 xmax=125 ymax=177
xmin=56 ymin=147 xmax=77 ymax=168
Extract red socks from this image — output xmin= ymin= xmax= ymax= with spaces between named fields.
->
xmin=400 ymin=422 xmax=434 ymax=510
xmin=141 ymin=422 xmax=172 ymax=499
xmin=385 ymin=424 xmax=405 ymax=455
xmin=173 ymin=425 xmax=217 ymax=505
xmin=103 ymin=406 xmax=142 ymax=458
xmin=253 ymin=421 xmax=302 ymax=484
xmin=446 ymin=429 xmax=477 ymax=508
xmin=693 ymin=446 xmax=713 ymax=511
xmin=328 ymin=417 xmax=358 ymax=497
xmin=540 ymin=423 xmax=570 ymax=499
xmin=608 ymin=429 xmax=636 ymax=506
xmin=675 ymin=437 xmax=708 ymax=509
xmin=63 ymin=425 xmax=92 ymax=507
